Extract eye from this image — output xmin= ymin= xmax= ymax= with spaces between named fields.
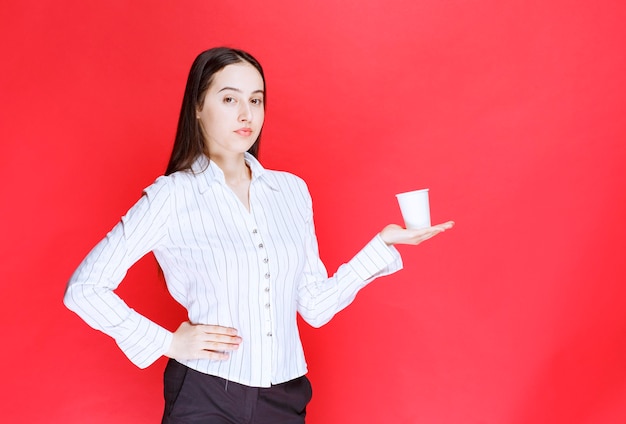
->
xmin=250 ymin=98 xmax=263 ymax=106
xmin=223 ymin=96 xmax=236 ymax=104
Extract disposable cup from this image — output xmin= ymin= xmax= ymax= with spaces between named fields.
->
xmin=395 ymin=189 xmax=431 ymax=229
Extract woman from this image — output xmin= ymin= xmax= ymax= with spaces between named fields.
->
xmin=64 ymin=47 xmax=454 ymax=423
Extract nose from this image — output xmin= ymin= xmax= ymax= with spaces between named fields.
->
xmin=238 ymin=102 xmax=252 ymax=123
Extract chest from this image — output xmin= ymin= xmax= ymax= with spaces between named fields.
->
xmin=168 ymin=182 xmax=308 ymax=263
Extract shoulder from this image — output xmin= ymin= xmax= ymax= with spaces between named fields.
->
xmin=143 ymin=174 xmax=171 ymax=198
xmin=260 ymin=169 xmax=313 ymax=212
xmin=145 ymin=168 xmax=200 ymax=193
xmin=261 ymin=169 xmax=309 ymax=193
xmin=141 ymin=170 xmax=198 ymax=204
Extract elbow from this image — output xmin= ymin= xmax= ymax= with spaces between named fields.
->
xmin=302 ymin=313 xmax=334 ymax=329
xmin=63 ymin=287 xmax=78 ymax=312
xmin=298 ymin=301 xmax=337 ymax=328
xmin=63 ymin=284 xmax=85 ymax=314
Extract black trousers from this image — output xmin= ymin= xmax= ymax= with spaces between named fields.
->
xmin=162 ymin=359 xmax=313 ymax=424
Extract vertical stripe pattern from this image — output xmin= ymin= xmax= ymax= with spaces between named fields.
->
xmin=64 ymin=153 xmax=402 ymax=387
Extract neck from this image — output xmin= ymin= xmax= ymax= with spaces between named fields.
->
xmin=211 ymin=153 xmax=251 ymax=185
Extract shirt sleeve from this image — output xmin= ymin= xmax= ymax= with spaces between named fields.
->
xmin=296 ymin=188 xmax=403 ymax=328
xmin=64 ymin=176 xmax=174 ymax=368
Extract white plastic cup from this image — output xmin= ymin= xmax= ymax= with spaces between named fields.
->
xmin=396 ymin=189 xmax=431 ymax=230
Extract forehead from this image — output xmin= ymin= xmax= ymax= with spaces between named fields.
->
xmin=209 ymin=62 xmax=264 ymax=92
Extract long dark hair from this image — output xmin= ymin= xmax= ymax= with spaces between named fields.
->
xmin=165 ymin=47 xmax=266 ymax=176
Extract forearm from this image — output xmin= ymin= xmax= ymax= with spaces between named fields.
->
xmin=64 ymin=274 xmax=173 ymax=368
xmin=298 ymin=233 xmax=403 ymax=327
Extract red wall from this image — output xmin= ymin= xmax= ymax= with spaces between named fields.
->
xmin=2 ymin=1 xmax=626 ymax=422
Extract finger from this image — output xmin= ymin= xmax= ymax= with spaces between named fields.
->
xmin=200 ymin=325 xmax=239 ymax=336
xmin=415 ymin=232 xmax=440 ymax=243
xmin=197 ymin=350 xmax=231 ymax=361
xmin=433 ymin=221 xmax=455 ymax=230
xmin=199 ymin=332 xmax=243 ymax=345
xmin=409 ymin=228 xmax=446 ymax=244
xmin=409 ymin=227 xmax=444 ymax=238
xmin=420 ymin=224 xmax=452 ymax=235
xmin=196 ymin=328 xmax=241 ymax=344
xmin=405 ymin=227 xmax=437 ymax=237
xmin=201 ymin=340 xmax=241 ymax=352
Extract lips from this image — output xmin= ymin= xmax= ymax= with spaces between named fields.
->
xmin=235 ymin=128 xmax=253 ymax=136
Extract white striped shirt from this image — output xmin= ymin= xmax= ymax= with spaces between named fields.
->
xmin=64 ymin=152 xmax=403 ymax=387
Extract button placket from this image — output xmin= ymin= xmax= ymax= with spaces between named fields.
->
xmin=246 ymin=192 xmax=273 ymax=384
xmin=251 ymin=226 xmax=273 ymax=338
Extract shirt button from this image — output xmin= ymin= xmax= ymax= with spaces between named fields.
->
xmin=267 ymin=332 xmax=273 ymax=337
xmin=264 ymin=287 xmax=270 ymax=292
xmin=258 ymin=243 xmax=264 ymax=249
xmin=252 ymin=229 xmax=258 ymax=234
xmin=263 ymin=258 xmax=269 ymax=263
xmin=265 ymin=272 xmax=270 ymax=279
xmin=265 ymin=303 xmax=270 ymax=308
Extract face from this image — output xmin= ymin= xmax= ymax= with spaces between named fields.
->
xmin=196 ymin=62 xmax=265 ymax=159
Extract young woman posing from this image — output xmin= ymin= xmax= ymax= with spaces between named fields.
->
xmin=65 ymin=47 xmax=454 ymax=423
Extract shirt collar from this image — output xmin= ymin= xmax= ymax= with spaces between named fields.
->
xmin=191 ymin=152 xmax=279 ymax=193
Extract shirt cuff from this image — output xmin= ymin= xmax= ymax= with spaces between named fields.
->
xmin=115 ymin=315 xmax=174 ymax=369
xmin=348 ymin=233 xmax=403 ymax=281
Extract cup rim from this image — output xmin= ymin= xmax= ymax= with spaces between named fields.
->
xmin=395 ymin=188 xmax=429 ymax=198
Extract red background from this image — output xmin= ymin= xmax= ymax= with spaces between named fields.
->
xmin=2 ymin=0 xmax=626 ymax=422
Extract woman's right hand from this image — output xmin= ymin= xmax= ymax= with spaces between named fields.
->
xmin=165 ymin=321 xmax=242 ymax=361
xmin=380 ymin=221 xmax=455 ymax=246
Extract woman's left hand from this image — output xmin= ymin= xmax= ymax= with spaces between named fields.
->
xmin=380 ymin=221 xmax=455 ymax=246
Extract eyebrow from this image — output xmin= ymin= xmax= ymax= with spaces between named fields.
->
xmin=218 ymin=87 xmax=265 ymax=95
